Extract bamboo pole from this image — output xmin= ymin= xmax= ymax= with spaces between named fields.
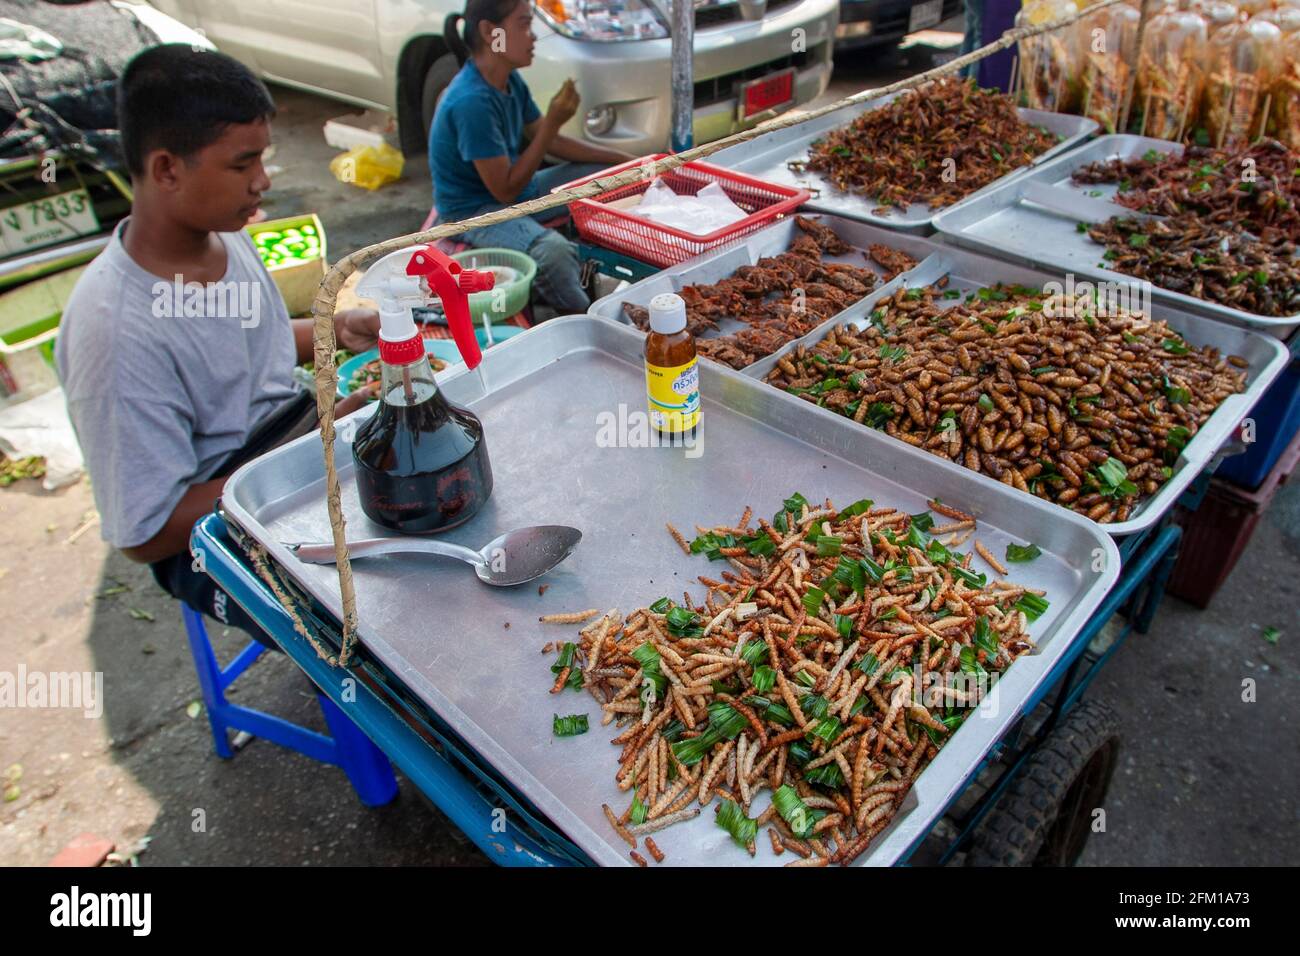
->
xmin=304 ymin=0 xmax=1130 ymax=665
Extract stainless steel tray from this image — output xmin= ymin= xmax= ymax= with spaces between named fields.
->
xmin=588 ymin=214 xmax=943 ymax=373
xmin=223 ymin=316 xmax=1120 ymax=867
xmin=932 ymin=133 xmax=1300 ymax=338
xmin=741 ymin=245 xmax=1291 ymax=537
xmin=706 ymin=94 xmax=1098 ymax=234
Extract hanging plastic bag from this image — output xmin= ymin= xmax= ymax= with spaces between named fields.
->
xmin=1017 ymin=0 xmax=1082 ymax=113
xmin=329 ymin=143 xmax=404 ymax=191
xmin=1136 ymin=8 xmax=1208 ymax=140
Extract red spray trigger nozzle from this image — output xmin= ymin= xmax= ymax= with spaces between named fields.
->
xmin=458 ymin=270 xmax=495 ymax=294
xmin=404 ymin=244 xmax=484 ymax=371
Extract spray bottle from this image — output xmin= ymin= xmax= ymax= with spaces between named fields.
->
xmin=351 ymin=244 xmax=495 ymax=533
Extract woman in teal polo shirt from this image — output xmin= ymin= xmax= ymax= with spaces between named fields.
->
xmin=429 ymin=0 xmax=633 ymax=314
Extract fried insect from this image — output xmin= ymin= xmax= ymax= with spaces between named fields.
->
xmin=801 ymin=77 xmax=1058 ymax=212
xmin=621 ymin=217 xmax=891 ymax=370
xmin=1072 ymin=141 xmax=1300 ymax=317
xmin=540 ymin=609 xmax=602 ymax=624
xmin=548 ymin=494 xmax=1044 ymax=865
xmin=763 ymin=283 xmax=1249 ymax=522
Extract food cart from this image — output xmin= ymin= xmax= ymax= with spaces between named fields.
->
xmin=187 ymin=0 xmax=1296 ymax=866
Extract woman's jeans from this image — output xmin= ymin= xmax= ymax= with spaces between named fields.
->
xmin=460 ymin=162 xmax=607 ymax=315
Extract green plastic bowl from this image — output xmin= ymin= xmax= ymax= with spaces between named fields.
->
xmin=450 ymin=248 xmax=536 ymax=326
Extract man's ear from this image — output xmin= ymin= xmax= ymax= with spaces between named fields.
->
xmin=145 ymin=149 xmax=184 ymax=192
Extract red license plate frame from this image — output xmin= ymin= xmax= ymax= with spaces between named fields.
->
xmin=739 ymin=68 xmax=796 ymax=120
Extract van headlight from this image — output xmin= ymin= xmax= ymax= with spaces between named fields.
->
xmin=584 ymin=105 xmax=617 ymax=135
xmin=534 ymin=0 xmax=668 ymax=41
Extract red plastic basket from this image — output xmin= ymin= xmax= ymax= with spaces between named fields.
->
xmin=555 ymin=154 xmax=811 ymax=268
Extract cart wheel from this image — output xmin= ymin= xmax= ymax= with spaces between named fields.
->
xmin=966 ymin=698 xmax=1121 ymax=867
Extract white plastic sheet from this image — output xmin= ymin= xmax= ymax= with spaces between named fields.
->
xmin=0 ymin=386 xmax=83 ymax=489
xmin=629 ymin=178 xmax=748 ymax=235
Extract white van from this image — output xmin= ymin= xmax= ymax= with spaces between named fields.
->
xmin=139 ymin=0 xmax=840 ymax=156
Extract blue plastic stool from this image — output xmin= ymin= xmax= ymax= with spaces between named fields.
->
xmin=181 ymin=603 xmax=398 ymax=806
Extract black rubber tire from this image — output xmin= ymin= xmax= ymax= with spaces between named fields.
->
xmin=420 ymin=53 xmax=462 ymax=144
xmin=966 ymin=698 xmax=1122 ymax=867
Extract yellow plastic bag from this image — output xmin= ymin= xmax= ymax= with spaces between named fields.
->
xmin=329 ymin=143 xmax=404 ymax=191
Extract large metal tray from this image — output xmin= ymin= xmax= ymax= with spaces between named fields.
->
xmin=588 ymin=214 xmax=942 ymax=373
xmin=932 ymin=133 xmax=1300 ymax=338
xmin=222 ymin=316 xmax=1120 ymax=867
xmin=741 ymin=245 xmax=1291 ymax=538
xmin=706 ymin=94 xmax=1098 ymax=234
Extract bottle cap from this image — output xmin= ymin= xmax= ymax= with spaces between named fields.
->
xmin=649 ymin=292 xmax=687 ymax=335
xmin=377 ymin=303 xmax=424 ymax=364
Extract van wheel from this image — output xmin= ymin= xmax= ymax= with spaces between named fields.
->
xmin=965 ymin=698 xmax=1122 ymax=867
xmin=421 ymin=53 xmax=462 ymax=142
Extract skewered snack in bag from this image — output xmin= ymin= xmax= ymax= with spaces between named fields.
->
xmin=1202 ymin=17 xmax=1283 ymax=147
xmin=1137 ymin=8 xmax=1209 ymax=140
xmin=1076 ymin=3 xmax=1142 ymax=133
xmin=1017 ymin=0 xmax=1083 ymax=112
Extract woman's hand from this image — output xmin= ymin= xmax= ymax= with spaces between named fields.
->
xmin=335 ymin=308 xmax=382 ymax=353
xmin=546 ymin=78 xmax=580 ymax=128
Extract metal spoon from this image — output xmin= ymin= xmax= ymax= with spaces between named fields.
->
xmin=284 ymin=525 xmax=581 ymax=587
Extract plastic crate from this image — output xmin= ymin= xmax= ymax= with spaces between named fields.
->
xmin=0 ymin=263 xmax=90 ymax=402
xmin=556 ymin=154 xmax=810 ymax=268
xmin=245 ymin=214 xmax=327 ymax=317
xmin=1167 ymin=425 xmax=1300 ymax=608
xmin=1214 ymin=350 xmax=1300 ymax=491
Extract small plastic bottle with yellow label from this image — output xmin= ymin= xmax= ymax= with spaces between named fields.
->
xmin=644 ymin=292 xmax=700 ymax=438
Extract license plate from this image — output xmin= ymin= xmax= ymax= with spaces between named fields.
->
xmin=0 ymin=188 xmax=100 ymax=257
xmin=739 ymin=68 xmax=795 ymax=121
xmin=908 ymin=0 xmax=943 ymax=33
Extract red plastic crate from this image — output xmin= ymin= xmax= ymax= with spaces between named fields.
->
xmin=1167 ymin=425 xmax=1300 ymax=608
xmin=555 ymin=154 xmax=811 ymax=268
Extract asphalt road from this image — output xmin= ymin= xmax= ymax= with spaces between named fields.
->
xmin=1 ymin=39 xmax=1296 ymax=868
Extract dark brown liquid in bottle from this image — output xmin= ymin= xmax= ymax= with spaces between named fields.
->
xmin=352 ymin=367 xmax=493 ymax=533
xmin=645 ymin=328 xmax=698 ymax=438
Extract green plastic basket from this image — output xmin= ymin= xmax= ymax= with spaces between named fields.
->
xmin=450 ymin=248 xmax=535 ymax=326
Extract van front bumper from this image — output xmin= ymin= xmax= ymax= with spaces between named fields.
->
xmin=525 ymin=0 xmax=839 ymax=154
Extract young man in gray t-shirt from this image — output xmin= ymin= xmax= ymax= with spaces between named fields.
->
xmin=56 ymin=45 xmax=380 ymax=642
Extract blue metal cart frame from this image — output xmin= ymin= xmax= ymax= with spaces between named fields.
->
xmin=191 ymin=473 xmax=1196 ymax=866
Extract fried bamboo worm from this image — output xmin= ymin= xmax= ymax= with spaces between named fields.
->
xmin=603 ymin=803 xmax=637 ymax=848
xmin=540 ymin=609 xmax=601 ymax=624
xmin=973 ymin=540 xmax=1009 ymax=577
xmin=928 ymin=500 xmax=974 ymax=524
xmin=630 ymin=850 xmax=648 ymax=867
xmin=768 ymin=827 xmax=785 ymax=856
xmin=645 ymin=837 xmax=665 ymax=863
xmin=626 ymin=806 xmax=701 ymax=835
xmin=699 ymin=740 xmax=734 ymax=805
xmin=666 ymin=522 xmax=691 ymax=555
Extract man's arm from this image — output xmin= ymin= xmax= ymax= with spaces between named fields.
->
xmin=537 ymin=133 xmax=634 ymax=167
xmin=120 ymin=477 xmax=226 ymax=564
xmin=119 ymin=389 xmax=375 ymax=565
xmin=293 ymin=308 xmax=382 ymax=365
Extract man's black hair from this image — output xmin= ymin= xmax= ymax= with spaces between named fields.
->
xmin=117 ymin=44 xmax=275 ymax=177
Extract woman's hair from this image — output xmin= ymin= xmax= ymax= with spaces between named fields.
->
xmin=444 ymin=0 xmax=526 ymax=64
